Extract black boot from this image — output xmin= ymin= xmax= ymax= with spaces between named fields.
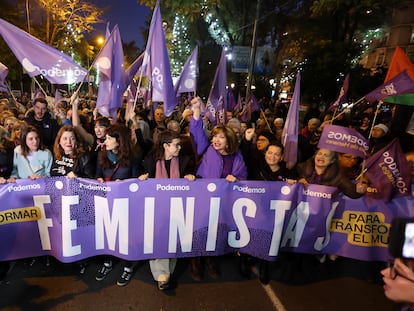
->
xmin=190 ymin=257 xmax=203 ymax=281
xmin=205 ymin=256 xmax=220 ymax=279
xmin=259 ymin=260 xmax=269 ymax=284
xmin=239 ymin=254 xmax=251 ymax=278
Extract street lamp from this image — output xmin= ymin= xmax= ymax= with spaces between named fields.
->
xmin=96 ymin=36 xmax=105 ymax=47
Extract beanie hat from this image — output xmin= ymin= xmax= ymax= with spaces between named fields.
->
xmin=373 ymin=123 xmax=389 ymax=134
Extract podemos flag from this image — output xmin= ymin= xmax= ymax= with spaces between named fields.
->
xmin=0 ymin=61 xmax=8 ymax=92
xmin=365 ymin=138 xmax=412 ymax=201
xmin=0 ymin=18 xmax=87 ymax=84
xmin=142 ymin=1 xmax=176 ymax=117
xmin=281 ymin=72 xmax=300 ymax=169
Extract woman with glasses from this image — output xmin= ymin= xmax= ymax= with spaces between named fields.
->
xmin=338 ymin=153 xmax=362 ymax=181
xmin=382 ymin=258 xmax=414 ymax=310
xmin=139 ymin=130 xmax=195 ymax=291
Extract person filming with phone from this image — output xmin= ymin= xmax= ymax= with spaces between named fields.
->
xmin=382 ymin=218 xmax=414 ymax=310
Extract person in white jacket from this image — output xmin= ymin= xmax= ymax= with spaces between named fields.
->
xmin=8 ymin=125 xmax=52 ymax=181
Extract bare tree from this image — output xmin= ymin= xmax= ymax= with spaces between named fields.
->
xmin=37 ymin=0 xmax=103 ymax=49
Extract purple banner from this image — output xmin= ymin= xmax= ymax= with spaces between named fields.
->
xmin=0 ymin=177 xmax=412 ymax=263
xmin=317 ymin=124 xmax=369 ymax=158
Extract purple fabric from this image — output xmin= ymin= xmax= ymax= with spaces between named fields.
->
xmin=206 ymin=48 xmax=227 ymax=124
xmin=0 ymin=18 xmax=87 ymax=84
xmin=190 ymin=117 xmax=209 ymax=155
xmin=365 ymin=70 xmax=414 ymax=102
xmin=317 ymin=124 xmax=369 ymax=158
xmin=215 ymin=95 xmax=227 ymax=125
xmin=0 ymin=61 xmax=8 ymax=92
xmin=235 ymin=92 xmax=242 ymax=113
xmin=248 ymin=94 xmax=260 ymax=112
xmin=0 ymin=177 xmax=412 ymax=263
xmin=365 ymin=138 xmax=412 ymax=201
xmin=227 ymin=90 xmax=237 ymax=111
xmin=190 ymin=117 xmax=247 ymax=179
xmin=281 ymin=72 xmax=300 ymax=169
xmin=329 ymin=73 xmax=349 ymax=111
xmin=125 ymin=52 xmax=144 ymax=83
xmin=143 ymin=1 xmax=176 ymax=117
xmin=93 ymin=25 xmax=127 ymax=120
xmin=174 ymin=46 xmax=198 ymax=95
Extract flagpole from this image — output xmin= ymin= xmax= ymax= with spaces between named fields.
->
xmin=4 ymin=80 xmax=18 ymax=106
xmin=357 ymin=100 xmax=383 ymax=183
xmin=331 ymin=95 xmax=365 ymax=122
xmin=245 ymin=0 xmax=261 ymax=100
xmin=32 ymin=77 xmax=48 ymax=98
xmin=260 ymin=108 xmax=273 ymax=133
xmin=367 ymin=100 xmax=383 ymax=140
xmin=330 ymin=105 xmax=339 ymax=124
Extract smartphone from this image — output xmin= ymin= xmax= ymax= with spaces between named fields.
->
xmin=389 ymin=217 xmax=414 ymax=259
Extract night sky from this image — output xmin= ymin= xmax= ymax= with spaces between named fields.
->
xmin=90 ymin=0 xmax=151 ymax=49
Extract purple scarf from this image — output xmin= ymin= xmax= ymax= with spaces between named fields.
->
xmin=155 ymin=157 xmax=180 ymax=178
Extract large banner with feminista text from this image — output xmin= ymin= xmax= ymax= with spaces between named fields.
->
xmin=0 ymin=177 xmax=413 ymax=263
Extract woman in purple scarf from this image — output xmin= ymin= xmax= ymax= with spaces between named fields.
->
xmin=139 ymin=130 xmax=196 ymax=291
xmin=189 ymin=97 xmax=247 ymax=281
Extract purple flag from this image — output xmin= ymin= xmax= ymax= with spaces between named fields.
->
xmin=0 ymin=18 xmax=87 ymax=84
xmin=0 ymin=61 xmax=8 ymax=93
xmin=142 ymin=1 xmax=176 ymax=117
xmin=32 ymin=88 xmax=45 ymax=100
xmin=92 ymin=25 xmax=126 ymax=120
xmin=215 ymin=96 xmax=226 ymax=124
xmin=365 ymin=70 xmax=414 ymax=102
xmin=248 ymin=93 xmax=260 ymax=112
xmin=365 ymin=138 xmax=412 ymax=201
xmin=53 ymin=88 xmax=65 ymax=106
xmin=235 ymin=92 xmax=242 ymax=113
xmin=125 ymin=52 xmax=144 ymax=83
xmin=227 ymin=90 xmax=237 ymax=111
xmin=281 ymin=72 xmax=300 ymax=169
xmin=317 ymin=124 xmax=369 ymax=158
xmin=174 ymin=46 xmax=198 ymax=95
xmin=206 ymin=48 xmax=227 ymax=124
xmin=329 ymin=73 xmax=349 ymax=111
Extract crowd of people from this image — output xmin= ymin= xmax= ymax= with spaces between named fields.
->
xmin=0 ymin=89 xmax=413 ymax=307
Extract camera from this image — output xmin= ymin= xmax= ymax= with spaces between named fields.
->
xmin=389 ymin=217 xmax=414 ymax=259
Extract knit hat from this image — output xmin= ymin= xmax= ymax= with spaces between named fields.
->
xmin=373 ymin=123 xmax=389 ymax=134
